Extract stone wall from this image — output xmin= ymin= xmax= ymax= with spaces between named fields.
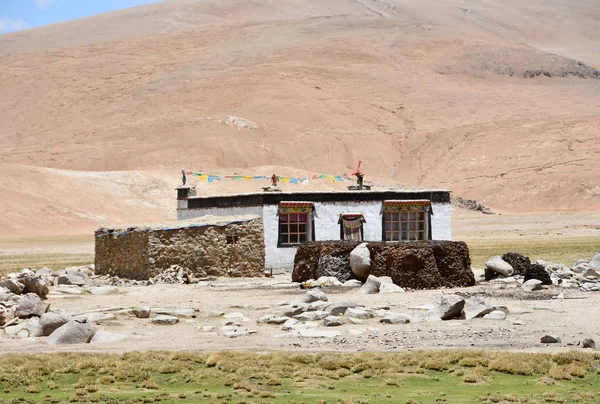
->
xmin=293 ymin=240 xmax=474 ymax=289
xmin=95 ymin=216 xmax=265 ymax=280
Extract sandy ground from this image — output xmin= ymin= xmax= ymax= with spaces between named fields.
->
xmin=1 ymin=0 xmax=600 ymax=238
xmin=1 ymin=274 xmax=598 ymax=355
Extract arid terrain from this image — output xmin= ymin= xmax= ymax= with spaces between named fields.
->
xmin=1 ymin=0 xmax=599 ymax=362
xmin=1 ymin=0 xmax=600 ymax=237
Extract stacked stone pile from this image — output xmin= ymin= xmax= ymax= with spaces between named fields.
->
xmin=476 ymin=252 xmax=600 ymax=292
xmin=293 ymin=240 xmax=475 ymax=289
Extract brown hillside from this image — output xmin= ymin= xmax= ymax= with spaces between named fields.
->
xmin=0 ymin=0 xmax=599 ymax=236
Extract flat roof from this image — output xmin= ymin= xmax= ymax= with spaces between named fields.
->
xmin=183 ymin=189 xmax=450 ymax=210
xmin=97 ymin=214 xmax=260 ymax=233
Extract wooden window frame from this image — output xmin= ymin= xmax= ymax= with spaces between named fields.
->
xmin=383 ymin=200 xmax=430 ymax=241
xmin=278 ymin=203 xmax=314 ymax=247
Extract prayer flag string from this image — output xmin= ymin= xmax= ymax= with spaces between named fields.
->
xmin=187 ymin=171 xmax=347 ymax=184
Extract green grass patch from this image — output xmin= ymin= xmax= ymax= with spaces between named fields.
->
xmin=0 ymin=253 xmax=94 ymax=275
xmin=0 ymin=350 xmax=598 ymax=403
xmin=467 ymin=237 xmax=600 ymax=268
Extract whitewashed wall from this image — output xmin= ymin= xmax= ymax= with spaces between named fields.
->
xmin=178 ymin=200 xmax=453 ymax=269
xmin=313 ymin=201 xmax=383 ymax=241
xmin=431 ymin=202 xmax=452 ymax=240
xmin=177 ymin=206 xmax=263 ymax=221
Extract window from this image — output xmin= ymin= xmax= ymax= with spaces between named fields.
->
xmin=339 ymin=213 xmax=364 ymax=241
xmin=279 ymin=203 xmax=313 ymax=245
xmin=383 ymin=200 xmax=429 ymax=241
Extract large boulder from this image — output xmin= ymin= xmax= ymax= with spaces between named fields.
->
xmin=484 ymin=256 xmax=514 ymax=280
xmin=358 ymin=275 xmax=381 ymax=294
xmin=57 ymin=273 xmax=86 ymax=286
xmin=34 ymin=310 xmax=73 ymax=336
xmin=422 ymin=294 xmax=465 ymax=321
xmin=501 ymin=252 xmax=531 ymax=276
xmin=0 ymin=279 xmax=24 ymax=295
xmin=15 ymin=293 xmax=49 ymax=318
xmin=16 ymin=271 xmax=49 ymax=299
xmin=350 ymin=243 xmax=371 ymax=280
xmin=46 ymin=318 xmax=96 ymax=345
xmin=524 ymin=264 xmax=552 ymax=285
xmin=463 ymin=297 xmax=493 ymax=319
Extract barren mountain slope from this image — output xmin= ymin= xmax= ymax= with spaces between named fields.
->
xmin=0 ymin=0 xmax=599 ymax=236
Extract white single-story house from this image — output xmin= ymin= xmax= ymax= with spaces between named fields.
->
xmin=176 ymin=188 xmax=452 ymax=270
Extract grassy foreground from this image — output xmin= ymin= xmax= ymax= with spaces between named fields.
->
xmin=0 ymin=350 xmax=598 ymax=404
xmin=466 ymin=237 xmax=600 ymax=268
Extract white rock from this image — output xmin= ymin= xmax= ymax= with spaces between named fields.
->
xmin=155 ymin=308 xmax=196 ymax=318
xmin=350 ymin=243 xmax=371 ymax=279
xmin=463 ymin=297 xmax=492 ymax=319
xmin=298 ymin=329 xmax=341 ymax=338
xmin=294 ymin=311 xmax=329 ymax=322
xmin=483 ymin=310 xmax=507 ymax=320
xmin=485 ymin=256 xmax=514 ymax=277
xmin=90 ymin=329 xmax=126 ymax=344
xmin=300 ymin=289 xmax=328 ymax=303
xmin=380 ymin=313 xmax=411 ymax=324
xmin=358 ymin=275 xmax=381 ymax=294
xmin=323 ymin=316 xmax=345 ymax=327
xmin=87 ymin=286 xmax=119 ymax=295
xmin=342 ymin=279 xmax=362 ymax=288
xmin=151 ymin=315 xmax=179 ymax=325
xmin=522 ymin=279 xmax=543 ymax=292
xmin=379 ymin=283 xmax=405 ymax=294
xmin=346 ymin=307 xmax=374 ymax=319
xmin=223 ymin=312 xmax=248 ymax=321
xmin=588 ymin=253 xmax=600 ymax=271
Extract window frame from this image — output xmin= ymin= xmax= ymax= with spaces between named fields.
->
xmin=277 ymin=203 xmax=314 ymax=247
xmin=382 ymin=200 xmax=430 ymax=241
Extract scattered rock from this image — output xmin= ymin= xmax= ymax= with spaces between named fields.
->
xmin=540 ymin=335 xmax=561 ymax=344
xmin=87 ymin=286 xmax=119 ymax=295
xmin=484 ymin=256 xmax=514 ymax=279
xmin=53 ymin=285 xmax=85 ymax=295
xmin=380 ymin=312 xmax=411 ymax=324
xmin=346 ymin=307 xmax=374 ymax=319
xmin=294 ymin=311 xmax=329 ymax=322
xmin=15 ymin=293 xmax=49 ymax=318
xmin=257 ymin=315 xmax=289 ymax=325
xmin=57 ymin=273 xmax=86 ymax=287
xmin=46 ymin=318 xmax=95 ymax=345
xmin=325 ymin=301 xmax=359 ymax=316
xmin=483 ymin=310 xmax=506 ymax=320
xmin=522 ymin=279 xmax=543 ymax=292
xmin=298 ymin=329 xmax=341 ymax=338
xmin=17 ymin=271 xmax=49 ymax=299
xmin=90 ymin=329 xmax=126 ymax=344
xmin=588 ymin=253 xmax=600 ymax=272
xmin=426 ymin=294 xmax=465 ymax=321
xmin=342 ymin=279 xmax=362 ymax=288
xmin=281 ymin=318 xmax=300 ymax=331
xmin=81 ymin=312 xmax=116 ymax=323
xmin=583 ymin=268 xmax=600 ymax=278
xmin=463 ymin=297 xmax=493 ymax=319
xmin=524 ymin=264 xmax=552 ymax=285
xmin=582 ymin=338 xmax=595 ymax=349
xmin=300 ymin=289 xmax=328 ymax=303
xmin=155 ymin=308 xmax=196 ymax=318
xmin=223 ymin=312 xmax=248 ymax=322
xmin=35 ymin=310 xmax=72 ymax=336
xmin=501 ymin=252 xmax=531 ymax=276
xmin=359 ymin=275 xmax=381 ymax=294
xmin=132 ymin=306 xmax=151 ymax=318
xmin=350 ymin=243 xmax=371 ymax=280
xmin=0 ymin=305 xmax=13 ymax=326
xmin=0 ymin=279 xmax=24 ymax=295
xmin=323 ymin=316 xmax=345 ymax=326
xmin=151 ymin=315 xmax=179 ymax=325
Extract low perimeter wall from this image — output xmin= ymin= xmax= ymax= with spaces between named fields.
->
xmin=293 ymin=240 xmax=474 ymax=289
xmin=95 ymin=218 xmax=265 ymax=280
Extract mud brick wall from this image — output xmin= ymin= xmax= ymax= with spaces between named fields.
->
xmin=95 ymin=218 xmax=265 ymax=280
xmin=293 ymin=240 xmax=474 ymax=289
